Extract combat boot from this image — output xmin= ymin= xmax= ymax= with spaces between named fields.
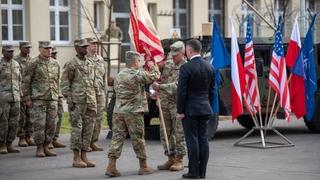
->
xmin=44 ymin=143 xmax=57 ymax=156
xmin=26 ymin=136 xmax=35 ymax=146
xmin=52 ymin=138 xmax=66 ymax=148
xmin=157 ymin=154 xmax=175 ymax=170
xmin=105 ymin=157 xmax=121 ymax=177
xmin=81 ymin=150 xmax=96 ymax=167
xmin=6 ymin=143 xmax=20 ymax=153
xmin=90 ymin=142 xmax=103 ymax=151
xmin=35 ymin=145 xmax=45 ymax=157
xmin=18 ymin=138 xmax=28 ymax=147
xmin=48 ymin=142 xmax=54 ymax=149
xmin=138 ymin=159 xmax=154 ymax=175
xmin=0 ymin=143 xmax=8 ymax=154
xmin=169 ymin=155 xmax=184 ymax=171
xmin=72 ymin=150 xmax=87 ymax=168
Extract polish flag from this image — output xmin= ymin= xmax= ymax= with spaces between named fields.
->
xmin=286 ymin=16 xmax=301 ymax=68
xmin=229 ymin=18 xmax=246 ymax=120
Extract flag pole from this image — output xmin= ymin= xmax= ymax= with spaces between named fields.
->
xmin=156 ymin=97 xmax=170 ymax=153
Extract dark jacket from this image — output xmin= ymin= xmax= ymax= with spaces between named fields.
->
xmin=177 ymin=56 xmax=215 ymax=116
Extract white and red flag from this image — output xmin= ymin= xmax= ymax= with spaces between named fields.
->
xmin=229 ymin=18 xmax=246 ymax=120
xmin=129 ymin=0 xmax=165 ymax=63
xmin=286 ymin=16 xmax=301 ymax=68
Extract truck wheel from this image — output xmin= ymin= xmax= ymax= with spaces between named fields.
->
xmin=207 ymin=114 xmax=219 ymax=140
xmin=304 ymin=92 xmax=320 ymax=133
xmin=237 ymin=114 xmax=266 ymax=129
xmin=106 ymin=93 xmax=116 ymax=139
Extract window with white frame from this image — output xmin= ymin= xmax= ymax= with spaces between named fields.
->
xmin=49 ymin=0 xmax=71 ymax=43
xmin=1 ymin=0 xmax=25 ymax=42
xmin=239 ymin=0 xmax=259 ymax=37
xmin=208 ymin=0 xmax=224 ymax=35
xmin=173 ymin=0 xmax=190 ymax=38
xmin=94 ymin=1 xmax=102 ymax=31
xmin=274 ymin=0 xmax=285 ymax=23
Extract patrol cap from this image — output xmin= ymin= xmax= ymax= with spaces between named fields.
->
xmin=19 ymin=41 xmax=32 ymax=48
xmin=170 ymin=41 xmax=185 ymax=56
xmin=2 ymin=45 xmax=14 ymax=52
xmin=74 ymin=38 xmax=89 ymax=47
xmin=86 ymin=37 xmax=98 ymax=44
xmin=125 ymin=51 xmax=143 ymax=65
xmin=51 ymin=46 xmax=58 ymax=53
xmin=39 ymin=41 xmax=53 ymax=48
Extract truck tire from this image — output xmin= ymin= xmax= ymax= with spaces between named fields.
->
xmin=207 ymin=114 xmax=219 ymax=140
xmin=106 ymin=92 xmax=116 ymax=139
xmin=304 ymin=92 xmax=320 ymax=133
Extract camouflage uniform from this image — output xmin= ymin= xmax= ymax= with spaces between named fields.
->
xmin=23 ymin=55 xmax=60 ymax=145
xmin=61 ymin=55 xmax=97 ymax=151
xmin=107 ymin=52 xmax=160 ymax=160
xmin=0 ymin=57 xmax=21 ymax=145
xmin=159 ymin=59 xmax=186 ymax=156
xmin=14 ymin=53 xmax=33 ymax=139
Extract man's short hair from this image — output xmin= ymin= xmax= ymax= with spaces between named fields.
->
xmin=186 ymin=39 xmax=202 ymax=53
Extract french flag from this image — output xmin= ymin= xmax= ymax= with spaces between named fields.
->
xmin=229 ymin=18 xmax=246 ymax=120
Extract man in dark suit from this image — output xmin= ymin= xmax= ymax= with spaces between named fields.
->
xmin=176 ymin=39 xmax=215 ymax=179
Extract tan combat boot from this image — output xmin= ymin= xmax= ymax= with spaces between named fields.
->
xmin=138 ymin=159 xmax=154 ymax=175
xmin=157 ymin=154 xmax=175 ymax=170
xmin=169 ymin=155 xmax=184 ymax=171
xmin=72 ymin=150 xmax=87 ymax=168
xmin=105 ymin=157 xmax=121 ymax=177
xmin=6 ymin=143 xmax=20 ymax=153
xmin=90 ymin=142 xmax=103 ymax=151
xmin=44 ymin=143 xmax=57 ymax=156
xmin=18 ymin=138 xmax=28 ymax=147
xmin=81 ymin=150 xmax=96 ymax=167
xmin=0 ymin=143 xmax=8 ymax=154
xmin=35 ymin=145 xmax=45 ymax=157
xmin=48 ymin=142 xmax=54 ymax=149
xmin=25 ymin=136 xmax=35 ymax=146
xmin=52 ymin=138 xmax=66 ymax=148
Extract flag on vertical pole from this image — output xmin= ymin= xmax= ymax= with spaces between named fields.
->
xmin=286 ymin=16 xmax=301 ymax=68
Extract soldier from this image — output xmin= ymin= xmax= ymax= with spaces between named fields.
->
xmin=86 ymin=37 xmax=107 ymax=151
xmin=14 ymin=41 xmax=35 ymax=147
xmin=49 ymin=47 xmax=66 ymax=148
xmin=61 ymin=39 xmax=97 ymax=168
xmin=152 ymin=41 xmax=187 ymax=171
xmin=105 ymin=51 xmax=160 ymax=177
xmin=23 ymin=41 xmax=60 ymax=157
xmin=0 ymin=45 xmax=21 ymax=154
xmin=103 ymin=20 xmax=123 ymax=41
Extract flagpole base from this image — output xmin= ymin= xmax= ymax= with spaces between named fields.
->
xmin=233 ymin=126 xmax=294 ymax=149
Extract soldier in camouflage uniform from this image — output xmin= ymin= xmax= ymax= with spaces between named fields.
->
xmin=0 ymin=45 xmax=21 ymax=154
xmin=86 ymin=37 xmax=107 ymax=151
xmin=61 ymin=39 xmax=97 ymax=168
xmin=103 ymin=20 xmax=123 ymax=41
xmin=152 ymin=41 xmax=187 ymax=171
xmin=105 ymin=51 xmax=160 ymax=177
xmin=14 ymin=41 xmax=35 ymax=147
xmin=23 ymin=41 xmax=60 ymax=158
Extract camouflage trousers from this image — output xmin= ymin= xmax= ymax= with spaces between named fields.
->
xmin=30 ymin=100 xmax=58 ymax=145
xmin=54 ymin=98 xmax=64 ymax=138
xmin=0 ymin=102 xmax=20 ymax=144
xmin=69 ymin=103 xmax=96 ymax=151
xmin=160 ymin=104 xmax=186 ymax=156
xmin=91 ymin=94 xmax=106 ymax=143
xmin=17 ymin=101 xmax=33 ymax=138
xmin=108 ymin=112 xmax=147 ymax=160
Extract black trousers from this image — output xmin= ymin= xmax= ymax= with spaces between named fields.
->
xmin=182 ymin=115 xmax=210 ymax=177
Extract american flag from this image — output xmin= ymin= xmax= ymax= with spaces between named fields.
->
xmin=243 ymin=16 xmax=260 ymax=114
xmin=268 ymin=22 xmax=291 ymax=121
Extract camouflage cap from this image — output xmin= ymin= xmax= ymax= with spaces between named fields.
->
xmin=2 ymin=45 xmax=14 ymax=52
xmin=170 ymin=41 xmax=185 ymax=56
xmin=74 ymin=38 xmax=89 ymax=47
xmin=39 ymin=41 xmax=53 ymax=48
xmin=51 ymin=46 xmax=58 ymax=53
xmin=86 ymin=37 xmax=98 ymax=44
xmin=125 ymin=51 xmax=143 ymax=65
xmin=19 ymin=41 xmax=32 ymax=48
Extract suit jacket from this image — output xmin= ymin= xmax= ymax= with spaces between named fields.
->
xmin=177 ymin=56 xmax=215 ymax=116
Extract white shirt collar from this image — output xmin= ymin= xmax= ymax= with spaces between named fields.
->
xmin=190 ymin=54 xmax=201 ymax=61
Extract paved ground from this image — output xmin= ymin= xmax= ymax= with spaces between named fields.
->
xmin=1 ymin=117 xmax=320 ymax=180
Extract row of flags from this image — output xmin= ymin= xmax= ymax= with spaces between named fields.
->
xmin=211 ymin=14 xmax=318 ymax=122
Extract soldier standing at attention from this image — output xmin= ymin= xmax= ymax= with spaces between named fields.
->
xmin=86 ymin=37 xmax=107 ymax=151
xmin=152 ymin=41 xmax=187 ymax=171
xmin=61 ymin=39 xmax=97 ymax=168
xmin=0 ymin=45 xmax=21 ymax=154
xmin=14 ymin=41 xmax=35 ymax=147
xmin=105 ymin=51 xmax=160 ymax=177
xmin=23 ymin=41 xmax=60 ymax=157
xmin=104 ymin=20 xmax=123 ymax=41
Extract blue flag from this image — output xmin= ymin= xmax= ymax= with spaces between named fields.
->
xmin=210 ymin=16 xmax=230 ymax=113
xmin=292 ymin=15 xmax=318 ymax=121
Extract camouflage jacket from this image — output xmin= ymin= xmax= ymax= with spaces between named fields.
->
xmin=0 ymin=58 xmax=22 ymax=102
xmin=61 ymin=55 xmax=97 ymax=105
xmin=114 ymin=66 xmax=160 ymax=113
xmin=159 ymin=59 xmax=186 ymax=105
xmin=13 ymin=54 xmax=32 ymax=77
xmin=87 ymin=54 xmax=107 ymax=96
xmin=23 ymin=55 xmax=60 ymax=101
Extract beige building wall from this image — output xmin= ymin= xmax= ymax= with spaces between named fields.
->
xmin=190 ymin=0 xmax=209 ymax=37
